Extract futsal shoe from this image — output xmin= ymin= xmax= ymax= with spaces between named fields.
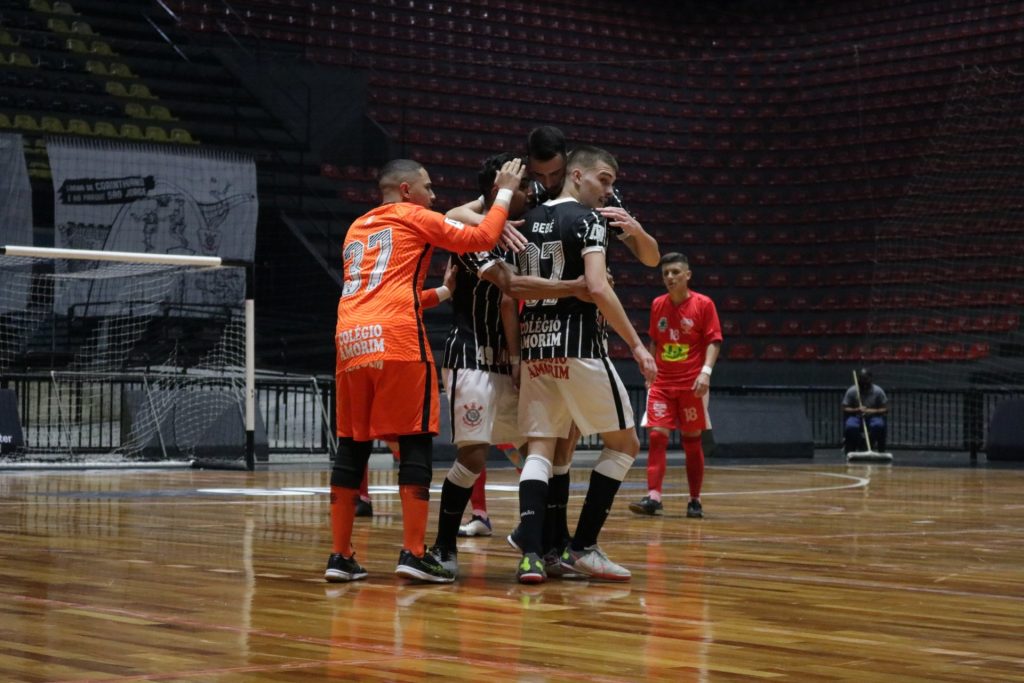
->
xmin=324 ymin=553 xmax=368 ymax=582
xmin=505 ymin=524 xmax=524 ymax=552
xmin=395 ymin=549 xmax=455 ymax=583
xmin=686 ymin=499 xmax=704 ymax=519
xmin=457 ymin=514 xmax=492 ymax=537
xmin=516 ymin=552 xmax=546 ymax=584
xmin=628 ymin=495 xmax=663 ymax=516
xmin=544 ymin=548 xmax=585 ymax=580
xmin=559 ymin=545 xmax=631 ymax=582
xmin=428 ymin=544 xmax=459 ymax=579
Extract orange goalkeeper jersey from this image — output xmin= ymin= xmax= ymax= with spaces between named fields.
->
xmin=335 ymin=200 xmax=509 ymax=370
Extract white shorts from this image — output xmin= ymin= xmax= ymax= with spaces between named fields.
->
xmin=443 ymin=367 xmax=523 ymax=446
xmin=518 ymin=357 xmax=634 ymax=438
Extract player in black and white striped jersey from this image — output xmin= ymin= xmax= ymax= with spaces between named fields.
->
xmin=428 ymin=152 xmax=588 ymax=578
xmin=511 ymin=145 xmax=658 ymax=584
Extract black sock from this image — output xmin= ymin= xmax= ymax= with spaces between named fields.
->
xmin=543 ymin=472 xmax=571 ymax=552
xmin=571 ymin=470 xmax=621 ymax=551
xmin=518 ymin=479 xmax=548 ymax=555
xmin=434 ymin=478 xmax=474 ymax=550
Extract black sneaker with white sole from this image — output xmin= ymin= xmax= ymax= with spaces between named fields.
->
xmin=686 ymin=499 xmax=704 ymax=519
xmin=324 ymin=553 xmax=368 ymax=582
xmin=394 ymin=549 xmax=455 ymax=583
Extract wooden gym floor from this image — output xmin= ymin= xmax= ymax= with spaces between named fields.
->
xmin=1 ymin=457 xmax=1022 ymax=682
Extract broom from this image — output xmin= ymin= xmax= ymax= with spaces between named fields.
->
xmin=846 ymin=370 xmax=893 ymax=463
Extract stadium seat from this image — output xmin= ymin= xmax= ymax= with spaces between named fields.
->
xmin=105 ymin=81 xmax=129 ymax=97
xmin=93 ymin=121 xmax=119 ymax=137
xmin=822 ymin=344 xmax=848 ymax=361
xmin=170 ymin=128 xmax=197 ymax=144
xmin=726 ymin=343 xmax=754 ymax=360
xmin=127 ymin=83 xmax=155 ymax=99
xmin=144 ymin=126 xmax=168 ymax=142
xmin=0 ymin=113 xmax=10 ymax=128
xmin=894 ymin=343 xmax=917 ymax=361
xmin=149 ymin=105 xmax=175 ymax=120
xmin=119 ymin=123 xmax=145 ymax=140
xmin=760 ymin=343 xmax=788 ymax=361
xmin=89 ymin=41 xmax=115 ymax=56
xmin=29 ymin=0 xmax=52 ymax=11
xmin=792 ymin=343 xmax=819 ymax=361
xmin=66 ymin=119 xmax=93 ymax=136
xmin=13 ymin=114 xmax=40 ymax=131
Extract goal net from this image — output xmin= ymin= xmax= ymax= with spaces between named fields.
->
xmin=0 ymin=249 xmax=251 ymax=467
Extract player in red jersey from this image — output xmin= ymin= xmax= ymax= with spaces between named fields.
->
xmin=325 ymin=157 xmax=525 ymax=584
xmin=629 ymin=252 xmax=722 ymax=519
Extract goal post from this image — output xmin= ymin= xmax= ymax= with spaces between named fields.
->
xmin=0 ymin=245 xmax=256 ymax=469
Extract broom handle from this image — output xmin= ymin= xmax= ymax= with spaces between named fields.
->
xmin=852 ymin=371 xmax=873 ymax=451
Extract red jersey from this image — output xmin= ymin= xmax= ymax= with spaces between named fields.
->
xmin=648 ymin=290 xmax=722 ymax=386
xmin=336 ymin=201 xmax=508 ymax=371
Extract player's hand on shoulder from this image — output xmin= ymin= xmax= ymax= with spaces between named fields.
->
xmin=570 ymin=275 xmax=592 ymax=302
xmin=500 ymin=220 xmax=528 ymax=253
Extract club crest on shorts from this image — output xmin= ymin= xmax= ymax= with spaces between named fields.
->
xmin=651 ymin=401 xmax=669 ymax=419
xmin=462 ymin=402 xmax=484 ymax=428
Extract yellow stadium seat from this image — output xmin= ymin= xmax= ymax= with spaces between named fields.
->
xmin=84 ymin=59 xmax=108 ymax=76
xmin=144 ymin=126 xmax=169 ymax=142
xmin=93 ymin=121 xmax=118 ymax=137
xmin=53 ymin=1 xmax=77 ymax=14
xmin=65 ymin=37 xmax=88 ymax=53
xmin=108 ymin=62 xmax=134 ymax=78
xmin=124 ymin=102 xmax=149 ymax=118
xmin=66 ymin=119 xmax=93 ymax=136
xmin=170 ymin=128 xmax=197 ymax=144
xmin=28 ymin=161 xmax=52 ymax=180
xmin=149 ymin=105 xmax=174 ymax=121
xmin=0 ymin=113 xmax=11 ymax=128
xmin=127 ymin=83 xmax=155 ymax=99
xmin=14 ymin=114 xmax=40 ymax=131
xmin=0 ymin=30 xmax=19 ymax=47
xmin=105 ymin=81 xmax=128 ymax=97
xmin=9 ymin=51 xmax=37 ymax=68
xmin=89 ymin=41 xmax=115 ymax=56
xmin=47 ymin=18 xmax=71 ymax=34
xmin=119 ymin=123 xmax=145 ymax=140
xmin=40 ymin=116 xmax=65 ymax=133
xmin=71 ymin=21 xmax=94 ymax=36
xmin=29 ymin=0 xmax=52 ymax=12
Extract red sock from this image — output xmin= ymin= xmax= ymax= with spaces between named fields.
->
xmin=682 ymin=435 xmax=705 ymax=499
xmin=646 ymin=429 xmax=669 ymax=496
xmin=330 ymin=486 xmax=359 ymax=555
xmin=469 ymin=467 xmax=488 ymax=517
xmin=359 ymin=465 xmax=370 ymax=502
xmin=399 ymin=484 xmax=430 ymax=556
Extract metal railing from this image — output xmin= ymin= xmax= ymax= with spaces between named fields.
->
xmin=2 ymin=374 xmax=1021 ymax=459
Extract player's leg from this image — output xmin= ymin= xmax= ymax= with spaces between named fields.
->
xmin=559 ymin=358 xmax=637 ymax=581
xmin=325 ymin=369 xmax=372 ymax=582
xmin=515 ymin=361 xmax=570 ymax=584
xmin=355 ymin=464 xmax=373 ymax=518
xmin=544 ymin=423 xmax=579 ymax=557
xmin=373 ymin=361 xmax=453 ymax=583
xmin=631 ymin=385 xmax=674 ymax=515
xmin=679 ymin=391 xmax=711 ymax=519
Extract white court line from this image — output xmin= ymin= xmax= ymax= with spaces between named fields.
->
xmin=197 ymin=471 xmax=869 ymax=499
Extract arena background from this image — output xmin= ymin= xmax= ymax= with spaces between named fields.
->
xmin=1 ymin=0 xmax=1023 ymax=461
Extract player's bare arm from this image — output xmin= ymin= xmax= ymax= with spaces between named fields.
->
xmin=693 ymin=341 xmax=721 ymax=397
xmin=583 ymin=251 xmax=657 ymax=383
xmin=499 ymin=293 xmax=521 ymax=388
xmin=479 ymin=260 xmax=587 ymax=301
xmin=597 ymin=206 xmax=660 ymax=267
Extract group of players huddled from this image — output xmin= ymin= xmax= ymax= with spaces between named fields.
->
xmin=326 ymin=127 xmax=722 ymax=585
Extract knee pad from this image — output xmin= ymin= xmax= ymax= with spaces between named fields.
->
xmin=520 ymin=454 xmax=553 ymax=483
xmin=397 ymin=433 xmax=433 ymax=487
xmin=330 ymin=437 xmax=372 ymax=488
xmin=594 ymin=447 xmax=633 ymax=482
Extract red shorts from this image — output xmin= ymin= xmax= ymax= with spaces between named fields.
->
xmin=336 ymin=361 xmax=440 ymax=442
xmin=644 ymin=383 xmax=709 ymax=433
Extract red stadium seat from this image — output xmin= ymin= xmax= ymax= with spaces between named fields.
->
xmin=760 ymin=343 xmax=788 ymax=360
xmin=726 ymin=343 xmax=754 ymax=360
xmin=792 ymin=343 xmax=819 ymax=361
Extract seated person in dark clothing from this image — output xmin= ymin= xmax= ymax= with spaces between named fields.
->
xmin=842 ymin=369 xmax=888 ymax=452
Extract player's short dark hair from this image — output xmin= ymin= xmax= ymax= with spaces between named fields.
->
xmin=659 ymin=252 xmax=689 ymax=268
xmin=566 ymin=145 xmax=618 ymax=173
xmin=477 ymin=152 xmax=519 ymax=198
xmin=527 ymin=126 xmax=567 ymax=162
xmin=378 ymin=159 xmax=424 ymax=189
xmin=856 ymin=368 xmax=874 ymax=386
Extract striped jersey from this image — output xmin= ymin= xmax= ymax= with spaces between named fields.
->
xmin=441 ymin=248 xmax=513 ymax=374
xmin=514 ymin=197 xmax=609 ymax=360
xmin=335 ymin=200 xmax=508 ymax=371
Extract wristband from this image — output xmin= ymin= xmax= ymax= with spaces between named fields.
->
xmin=509 ymin=355 xmax=520 ymax=364
xmin=496 ymin=188 xmax=513 ymax=204
xmin=701 ymin=365 xmax=713 ymax=376
xmin=435 ymin=286 xmax=451 ymax=302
